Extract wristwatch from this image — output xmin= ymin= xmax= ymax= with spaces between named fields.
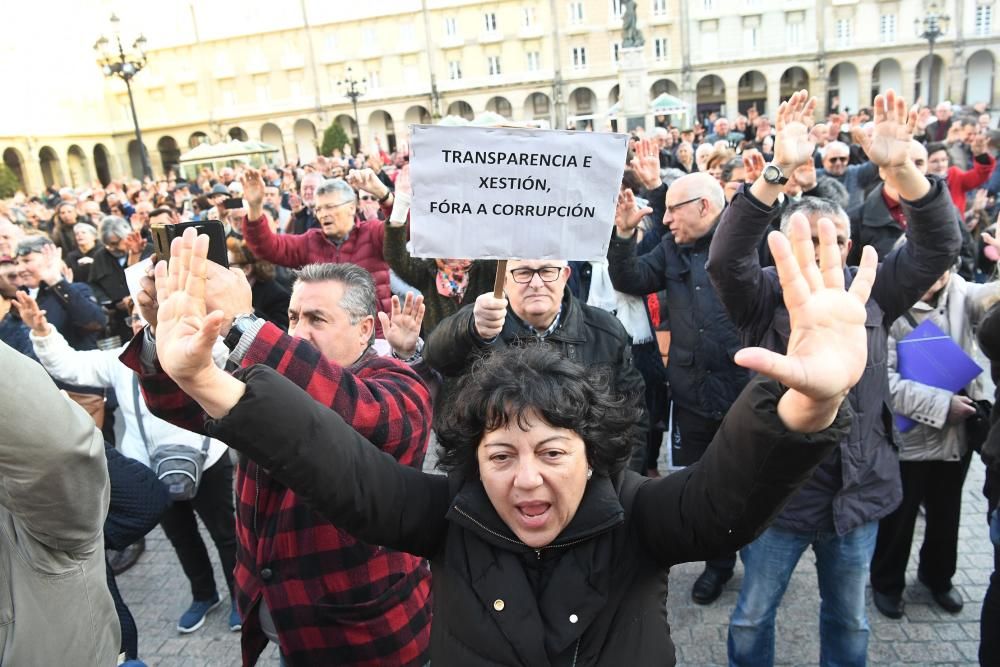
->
xmin=391 ymin=337 xmax=425 ymax=363
xmin=762 ymin=163 xmax=789 ymax=185
xmin=223 ymin=313 xmax=259 ymax=351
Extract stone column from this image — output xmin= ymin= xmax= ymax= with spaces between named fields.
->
xmin=724 ymin=80 xmax=739 ymax=119
xmin=618 ymin=47 xmax=649 ymax=131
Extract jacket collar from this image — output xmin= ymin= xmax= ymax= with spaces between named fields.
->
xmin=446 ymin=469 xmax=626 ymax=556
xmin=504 ymin=289 xmax=587 ymax=345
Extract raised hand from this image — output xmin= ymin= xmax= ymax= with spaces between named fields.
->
xmin=377 ymin=293 xmax=426 ymax=360
xmin=241 ymin=168 xmax=266 ymax=217
xmin=629 ymin=138 xmax=662 ymax=189
xmin=773 ymin=90 xmax=818 ymax=172
xmin=741 ymin=149 xmax=766 ymax=183
xmin=154 ymin=228 xmax=226 ymax=387
xmin=346 ymin=168 xmax=390 ymax=201
xmin=857 ymin=90 xmax=917 ymax=169
xmin=972 ymin=133 xmax=989 ymax=156
xmin=137 ymin=263 xmax=159 ymax=332
xmin=734 ymin=213 xmax=877 ymax=432
xmin=123 ymin=231 xmax=145 ymax=257
xmin=13 ymin=292 xmax=49 ymax=335
xmin=39 ymin=242 xmax=64 ymax=286
xmin=615 ymin=189 xmax=653 ymax=238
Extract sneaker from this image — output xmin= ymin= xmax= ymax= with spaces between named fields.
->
xmin=229 ymin=600 xmax=242 ymax=632
xmin=177 ymin=595 xmax=222 ymax=633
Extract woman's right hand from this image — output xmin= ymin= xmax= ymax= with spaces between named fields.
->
xmin=13 ymin=292 xmax=50 ymax=336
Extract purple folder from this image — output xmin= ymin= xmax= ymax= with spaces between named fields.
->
xmin=893 ymin=319 xmax=983 ymax=432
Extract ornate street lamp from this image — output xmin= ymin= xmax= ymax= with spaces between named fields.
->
xmin=94 ymin=13 xmax=151 ymax=180
xmin=337 ymin=67 xmax=366 ymax=151
xmin=914 ymin=3 xmax=950 ymax=106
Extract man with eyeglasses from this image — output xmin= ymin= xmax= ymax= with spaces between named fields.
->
xmin=818 ymin=140 xmax=880 ymax=209
xmin=241 ymin=168 xmax=395 ymax=330
xmin=608 ymin=170 xmax=751 ymax=603
xmin=707 ymin=89 xmax=960 ymax=665
xmin=426 ymin=258 xmax=648 ymax=471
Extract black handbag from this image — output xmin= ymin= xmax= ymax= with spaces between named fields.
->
xmin=964 ymin=398 xmax=994 ymax=455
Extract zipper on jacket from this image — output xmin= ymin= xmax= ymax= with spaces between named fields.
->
xmin=571 ymin=638 xmax=580 ymax=667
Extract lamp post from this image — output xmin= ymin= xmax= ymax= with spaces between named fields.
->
xmin=338 ymin=67 xmax=366 ymax=152
xmin=915 ymin=3 xmax=950 ymax=106
xmin=94 ymin=13 xmax=152 ymax=180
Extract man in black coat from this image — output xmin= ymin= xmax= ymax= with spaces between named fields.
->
xmin=606 ymin=170 xmax=751 ymax=604
xmin=706 ymin=90 xmax=961 ymax=665
xmin=425 ymin=259 xmax=648 ymax=472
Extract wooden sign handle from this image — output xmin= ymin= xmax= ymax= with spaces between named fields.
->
xmin=493 ymin=260 xmax=507 ymax=299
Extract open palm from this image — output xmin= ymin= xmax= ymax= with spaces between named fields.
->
xmin=773 ymin=90 xmax=817 ymax=170
xmin=858 ymin=89 xmax=915 ymax=168
xmin=735 ymin=214 xmax=876 ymax=416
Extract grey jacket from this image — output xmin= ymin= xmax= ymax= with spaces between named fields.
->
xmin=888 ymin=274 xmax=1000 ymax=462
xmin=707 ymin=178 xmax=962 ymax=535
xmin=0 ymin=341 xmax=119 ymax=665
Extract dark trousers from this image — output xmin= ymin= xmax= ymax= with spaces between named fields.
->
xmin=982 ymin=542 xmax=1000 ymax=666
xmin=870 ymin=452 xmax=972 ymax=597
xmin=159 ymin=454 xmax=238 ymax=601
xmin=673 ymin=404 xmax=736 ymax=573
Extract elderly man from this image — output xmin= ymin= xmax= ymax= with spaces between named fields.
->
xmin=706 ymin=89 xmax=960 ymax=665
xmin=924 ymin=101 xmax=954 ymax=142
xmin=241 ymin=168 xmax=394 ymax=325
xmin=818 ymin=140 xmax=881 ymax=209
xmin=122 ymin=245 xmax=433 ymax=665
xmin=89 ymin=216 xmax=152 ymax=342
xmin=262 ymin=184 xmax=291 ymax=231
xmin=425 ymin=257 xmax=648 ymax=472
xmin=705 ymin=117 xmax=744 ymax=148
xmin=607 ymin=171 xmax=751 ymax=603
xmin=287 ymin=171 xmax=324 ymax=235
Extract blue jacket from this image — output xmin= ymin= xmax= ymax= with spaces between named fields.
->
xmin=818 ymin=160 xmax=881 ymax=210
xmin=31 ymin=279 xmax=106 ymax=351
xmin=706 ymin=178 xmax=961 ymax=534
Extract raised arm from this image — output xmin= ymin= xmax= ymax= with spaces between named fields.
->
xmin=242 ymin=168 xmax=313 ymax=268
xmin=607 ymin=189 xmax=669 ymax=296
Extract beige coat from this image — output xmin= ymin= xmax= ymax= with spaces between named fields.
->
xmin=0 ymin=341 xmax=119 ymax=665
xmin=888 ymin=274 xmax=1000 ymax=462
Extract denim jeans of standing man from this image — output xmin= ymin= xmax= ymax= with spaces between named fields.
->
xmin=728 ymin=521 xmax=878 ymax=667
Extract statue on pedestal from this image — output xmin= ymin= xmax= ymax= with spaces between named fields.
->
xmin=621 ymin=0 xmax=644 ymax=48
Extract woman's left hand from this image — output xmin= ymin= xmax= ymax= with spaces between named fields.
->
xmin=379 ymin=292 xmax=425 ymax=360
xmin=734 ymin=213 xmax=877 ymax=432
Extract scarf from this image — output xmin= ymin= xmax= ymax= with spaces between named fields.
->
xmin=587 ymin=260 xmax=653 ymax=344
xmin=435 ymin=259 xmax=472 ymax=300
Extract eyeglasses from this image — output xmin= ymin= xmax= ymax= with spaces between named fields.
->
xmin=509 ymin=266 xmax=564 ymax=283
xmin=827 ymin=156 xmax=849 ymax=163
xmin=315 ymin=201 xmax=353 ymax=214
xmin=359 ymin=195 xmax=376 ymax=202
xmin=666 ymin=197 xmax=703 ymax=214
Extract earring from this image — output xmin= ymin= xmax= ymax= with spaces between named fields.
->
xmin=586 ymin=467 xmax=593 ymax=481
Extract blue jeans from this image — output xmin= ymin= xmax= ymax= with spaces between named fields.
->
xmin=728 ymin=521 xmax=878 ymax=667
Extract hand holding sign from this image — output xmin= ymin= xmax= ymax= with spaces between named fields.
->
xmin=473 ymin=292 xmax=508 ymax=340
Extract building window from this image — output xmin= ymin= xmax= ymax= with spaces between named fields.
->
xmin=786 ymin=21 xmax=802 ymax=46
xmin=744 ymin=26 xmax=758 ymax=50
xmin=445 ymin=17 xmax=457 ymax=37
xmin=221 ymin=82 xmax=236 ymax=107
xmin=653 ymin=0 xmax=668 ymax=16
xmin=572 ymin=46 xmax=587 ymax=70
xmin=611 ymin=41 xmax=621 ymax=64
xmin=654 ymin=37 xmax=669 ymax=61
xmin=569 ymin=1 xmax=584 ymax=24
xmin=488 ymin=55 xmax=502 ymax=76
xmin=835 ymin=18 xmax=852 ymax=47
xmin=255 ymin=85 xmax=269 ymax=103
xmin=484 ymin=12 xmax=498 ymax=33
xmin=610 ymin=0 xmax=623 ymax=18
xmin=975 ymin=4 xmax=992 ymax=36
xmin=527 ymin=51 xmax=541 ymax=71
xmin=362 ymin=27 xmax=376 ymax=45
xmin=448 ymin=60 xmax=462 ymax=80
xmin=533 ymin=94 xmax=550 ymax=115
xmin=523 ymin=6 xmax=536 ymax=27
xmin=368 ymin=70 xmax=380 ymax=89
xmin=879 ymin=14 xmax=896 ymax=44
xmin=703 ymin=0 xmax=714 ymax=11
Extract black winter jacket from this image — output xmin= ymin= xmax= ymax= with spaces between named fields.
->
xmin=206 ymin=367 xmax=850 ymax=667
xmin=607 ymin=224 xmax=750 ymax=420
xmin=976 ymin=302 xmax=1000 ymax=514
xmin=706 ymin=178 xmax=962 ymax=535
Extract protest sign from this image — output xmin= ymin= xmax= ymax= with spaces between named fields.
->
xmin=409 ymin=125 xmax=627 ymax=261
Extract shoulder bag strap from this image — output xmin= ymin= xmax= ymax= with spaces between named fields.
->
xmin=902 ymin=311 xmax=919 ymax=329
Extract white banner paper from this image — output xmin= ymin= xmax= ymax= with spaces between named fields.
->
xmin=409 ymin=125 xmax=627 ymax=261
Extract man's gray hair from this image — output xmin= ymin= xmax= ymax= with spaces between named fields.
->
xmin=293 ymin=263 xmax=377 ymax=344
xmin=315 ymin=178 xmax=357 ymax=204
xmin=73 ymin=223 xmax=98 ymax=236
xmin=780 ymin=196 xmax=851 ymax=239
xmin=100 ymin=216 xmax=132 ymax=243
xmin=809 ymin=177 xmax=850 ymax=211
xmin=678 ymin=172 xmax=725 ymax=211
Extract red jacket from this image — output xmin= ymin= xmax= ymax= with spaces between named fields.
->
xmin=121 ymin=325 xmax=433 ymax=666
xmin=243 ymin=214 xmax=393 ymax=326
xmin=946 ymin=154 xmax=995 ymax=212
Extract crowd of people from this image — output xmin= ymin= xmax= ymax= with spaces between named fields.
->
xmin=0 ymin=87 xmax=999 ymax=667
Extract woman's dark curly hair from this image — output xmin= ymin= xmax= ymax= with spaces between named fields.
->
xmin=434 ymin=344 xmax=642 ymax=479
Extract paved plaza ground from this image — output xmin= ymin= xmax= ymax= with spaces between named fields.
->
xmin=120 ymin=448 xmax=993 ymax=666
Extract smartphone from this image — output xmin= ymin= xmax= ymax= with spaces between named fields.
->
xmin=151 ymin=220 xmax=229 ymax=268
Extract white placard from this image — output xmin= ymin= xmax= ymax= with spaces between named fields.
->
xmin=409 ymin=125 xmax=628 ymax=261
xmin=124 ymin=257 xmax=153 ymax=325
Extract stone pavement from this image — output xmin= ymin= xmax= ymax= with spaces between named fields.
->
xmin=119 ymin=451 xmax=992 ymax=666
